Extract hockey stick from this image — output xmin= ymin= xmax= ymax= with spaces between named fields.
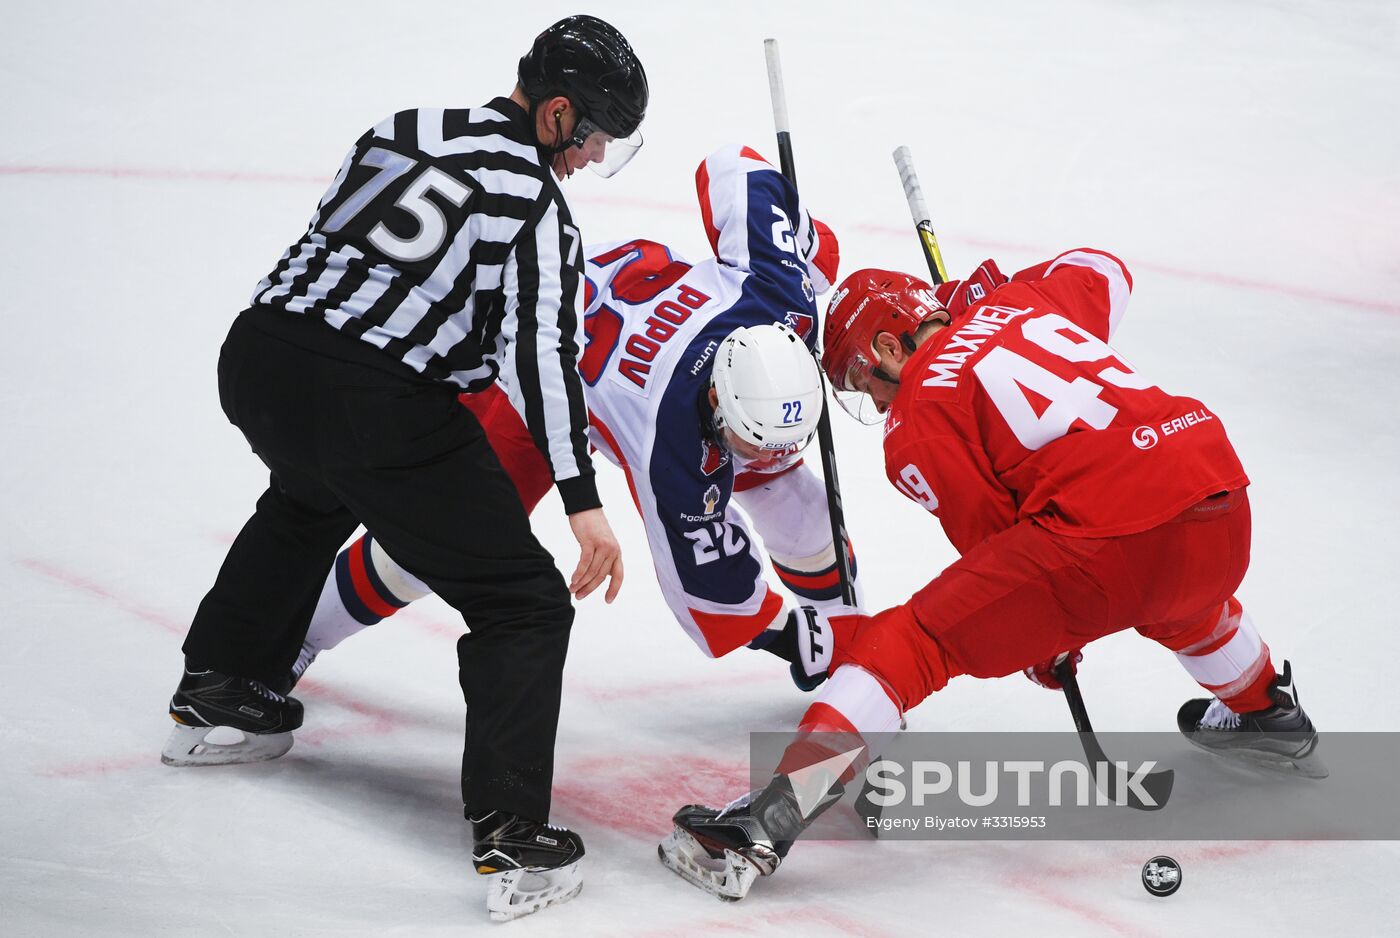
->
xmin=1054 ymin=657 xmax=1173 ymax=809
xmin=892 ymin=146 xmax=1174 ymax=811
xmin=765 ymin=38 xmax=856 ymax=607
xmin=891 ymin=146 xmax=949 ymax=285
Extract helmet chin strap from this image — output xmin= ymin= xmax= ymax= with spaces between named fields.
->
xmin=869 ymin=319 xmax=942 ymax=387
xmin=866 ymin=330 xmax=921 ymax=386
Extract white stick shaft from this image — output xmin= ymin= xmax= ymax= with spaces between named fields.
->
xmin=764 ymin=38 xmax=790 ymax=133
xmin=893 ymin=145 xmax=931 ymax=224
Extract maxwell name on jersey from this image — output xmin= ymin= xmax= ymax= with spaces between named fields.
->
xmin=921 ymin=304 xmax=1035 ymax=391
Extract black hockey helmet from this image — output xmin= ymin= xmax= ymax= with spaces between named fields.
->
xmin=518 ymin=15 xmax=648 ymax=174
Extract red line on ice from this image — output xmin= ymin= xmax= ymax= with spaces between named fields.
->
xmin=1001 ymin=871 xmax=1156 ymax=937
xmin=636 ymin=907 xmax=886 ymax=938
xmin=0 ymin=163 xmax=324 ymax=186
xmin=5 ymin=162 xmax=1397 ymax=315
xmin=19 ymin=557 xmax=188 ymax=636
xmin=552 ymin=753 xmax=750 ymax=840
xmin=41 ymin=753 xmax=161 ymax=779
xmin=844 ymin=220 xmax=1400 ymax=316
xmin=18 ymin=556 xmax=404 ymax=778
xmin=568 ymin=668 xmax=761 ymax=703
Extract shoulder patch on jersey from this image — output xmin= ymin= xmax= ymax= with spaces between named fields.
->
xmin=700 ymin=438 xmax=731 ymax=476
xmin=703 ymin=483 xmax=721 ymax=515
xmin=782 ymin=310 xmax=815 ymax=340
xmin=679 ymin=482 xmax=726 ymax=524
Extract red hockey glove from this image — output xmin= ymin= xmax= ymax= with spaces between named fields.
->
xmin=805 ymin=216 xmax=840 ymax=294
xmin=933 ymin=259 xmax=1008 ymax=317
xmin=1024 ymin=649 xmax=1083 ymax=690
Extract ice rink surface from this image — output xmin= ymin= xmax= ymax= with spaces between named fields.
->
xmin=4 ymin=1 xmax=1399 ymax=934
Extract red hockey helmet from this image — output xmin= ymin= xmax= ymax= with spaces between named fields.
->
xmin=821 ymin=268 xmax=945 ymax=395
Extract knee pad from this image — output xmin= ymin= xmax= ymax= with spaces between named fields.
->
xmin=832 ymin=605 xmax=956 ymax=712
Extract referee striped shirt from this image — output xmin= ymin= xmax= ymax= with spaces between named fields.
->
xmin=251 ymin=99 xmax=597 ymax=512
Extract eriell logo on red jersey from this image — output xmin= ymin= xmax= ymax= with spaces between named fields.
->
xmin=1134 ymin=409 xmax=1215 ymax=450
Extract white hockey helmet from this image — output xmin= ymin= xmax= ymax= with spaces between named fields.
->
xmin=711 ymin=323 xmax=824 ymax=452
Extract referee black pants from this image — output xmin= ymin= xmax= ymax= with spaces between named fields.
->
xmin=183 ymin=309 xmax=574 ymax=822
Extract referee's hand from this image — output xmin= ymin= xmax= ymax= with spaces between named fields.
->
xmin=567 ymin=507 xmax=624 ymax=603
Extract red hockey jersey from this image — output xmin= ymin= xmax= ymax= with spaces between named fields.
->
xmin=882 ymin=249 xmax=1248 ymax=554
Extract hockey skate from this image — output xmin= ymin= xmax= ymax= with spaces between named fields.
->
xmin=1177 ymin=660 xmax=1327 ymax=778
xmin=659 ymin=771 xmax=843 ymax=901
xmin=162 ymin=667 xmax=303 ymax=767
xmin=471 ymin=811 xmax=584 ymax=922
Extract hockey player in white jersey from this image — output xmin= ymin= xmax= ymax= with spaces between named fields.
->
xmin=287 ymin=144 xmax=861 ymax=697
xmin=189 ymin=144 xmax=861 ymax=920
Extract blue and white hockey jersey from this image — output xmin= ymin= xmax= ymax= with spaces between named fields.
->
xmin=577 ymin=144 xmax=846 ymax=656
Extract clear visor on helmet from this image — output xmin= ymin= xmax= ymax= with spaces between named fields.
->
xmin=573 ymin=116 xmax=643 ymax=178
xmin=831 ymin=351 xmax=890 ymax=427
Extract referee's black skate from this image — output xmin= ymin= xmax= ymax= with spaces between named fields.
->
xmin=471 ymin=811 xmax=585 ymax=922
xmin=1177 ymin=660 xmax=1326 ymax=778
xmin=162 ymin=666 xmax=303 ymax=767
xmin=659 ymin=772 xmax=843 ymax=901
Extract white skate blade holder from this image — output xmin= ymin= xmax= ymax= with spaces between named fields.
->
xmin=1195 ymin=740 xmax=1329 ymax=779
xmin=1234 ymin=744 xmax=1329 ymax=779
xmin=485 ymin=861 xmax=583 ymax=922
xmin=657 ymin=828 xmax=762 ymax=902
xmin=1183 ymin=732 xmax=1329 ymax=779
xmin=1284 ymin=750 xmax=1329 ymax=779
xmin=161 ymin=723 xmax=294 ymax=767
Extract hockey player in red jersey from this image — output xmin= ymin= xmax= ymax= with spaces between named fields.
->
xmin=659 ymin=249 xmax=1322 ymax=901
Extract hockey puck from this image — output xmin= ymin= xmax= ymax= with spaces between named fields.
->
xmin=1141 ymin=856 xmax=1182 ymax=897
